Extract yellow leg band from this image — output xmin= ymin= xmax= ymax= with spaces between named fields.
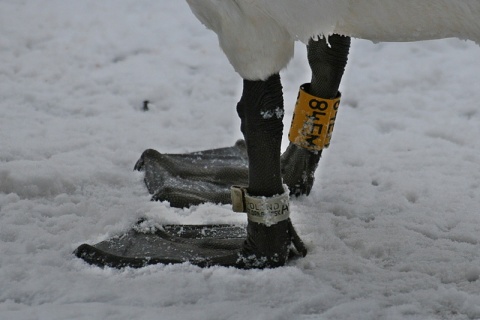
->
xmin=288 ymin=84 xmax=341 ymax=151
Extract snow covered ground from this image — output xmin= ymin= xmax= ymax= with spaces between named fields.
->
xmin=1 ymin=1 xmax=480 ymax=319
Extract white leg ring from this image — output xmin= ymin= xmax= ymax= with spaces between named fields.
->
xmin=231 ymin=185 xmax=290 ymax=227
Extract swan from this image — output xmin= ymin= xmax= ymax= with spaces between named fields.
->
xmin=187 ymin=0 xmax=480 ymax=79
xmin=180 ymin=0 xmax=480 ymax=268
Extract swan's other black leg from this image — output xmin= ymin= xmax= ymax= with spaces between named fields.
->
xmin=282 ymin=35 xmax=351 ymax=196
xmin=308 ymin=35 xmax=351 ymax=98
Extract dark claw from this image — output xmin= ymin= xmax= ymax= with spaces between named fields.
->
xmin=281 ymin=143 xmax=321 ymax=197
xmin=133 ymin=152 xmax=146 ymax=171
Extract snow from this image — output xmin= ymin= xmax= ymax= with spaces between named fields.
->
xmin=1 ymin=1 xmax=480 ymax=319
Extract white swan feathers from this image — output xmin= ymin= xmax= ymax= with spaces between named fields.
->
xmin=186 ymin=0 xmax=480 ymax=80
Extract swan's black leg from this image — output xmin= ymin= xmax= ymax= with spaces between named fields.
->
xmin=229 ymin=74 xmax=293 ymax=268
xmin=237 ymin=74 xmax=285 ymax=197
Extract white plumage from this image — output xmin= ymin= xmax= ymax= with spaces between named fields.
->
xmin=186 ymin=0 xmax=480 ymax=79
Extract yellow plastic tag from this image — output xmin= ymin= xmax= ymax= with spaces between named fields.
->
xmin=288 ymin=85 xmax=341 ymax=151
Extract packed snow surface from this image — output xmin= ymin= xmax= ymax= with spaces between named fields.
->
xmin=1 ymin=1 xmax=480 ymax=319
